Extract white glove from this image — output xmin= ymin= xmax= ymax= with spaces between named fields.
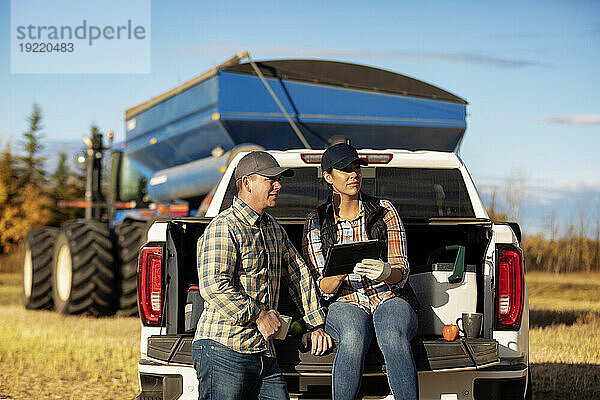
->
xmin=353 ymin=259 xmax=392 ymax=282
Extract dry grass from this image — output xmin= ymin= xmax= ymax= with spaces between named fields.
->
xmin=0 ymin=272 xmax=21 ymax=304
xmin=0 ymin=273 xmax=139 ymax=400
xmin=1 ymin=271 xmax=599 ymax=399
xmin=527 ymin=272 xmax=600 ymax=399
xmin=0 ymin=248 xmax=22 ymax=273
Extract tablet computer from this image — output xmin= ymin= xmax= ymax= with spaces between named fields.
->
xmin=322 ymin=239 xmax=385 ymax=277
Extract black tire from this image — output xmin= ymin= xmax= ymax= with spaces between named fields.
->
xmin=22 ymin=227 xmax=59 ymax=310
xmin=52 ymin=220 xmax=117 ymax=316
xmin=115 ymin=219 xmax=150 ymax=316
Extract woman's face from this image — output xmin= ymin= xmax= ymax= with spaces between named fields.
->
xmin=323 ymin=161 xmax=362 ymax=197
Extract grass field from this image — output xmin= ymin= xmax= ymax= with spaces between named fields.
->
xmin=0 ymin=273 xmax=139 ymax=400
xmin=0 ymin=270 xmax=599 ymax=399
xmin=527 ymin=272 xmax=600 ymax=399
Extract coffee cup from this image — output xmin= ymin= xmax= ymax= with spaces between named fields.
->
xmin=273 ymin=314 xmax=292 ymax=340
xmin=456 ymin=312 xmax=483 ymax=338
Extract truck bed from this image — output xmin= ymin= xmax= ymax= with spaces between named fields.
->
xmin=150 ymin=217 xmax=497 ymax=395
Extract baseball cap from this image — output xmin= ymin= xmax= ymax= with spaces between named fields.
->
xmin=234 ymin=151 xmax=294 ymax=181
xmin=321 ymin=143 xmax=367 ymax=172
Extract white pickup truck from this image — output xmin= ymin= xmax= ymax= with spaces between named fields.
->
xmin=135 ymin=148 xmax=530 ymax=400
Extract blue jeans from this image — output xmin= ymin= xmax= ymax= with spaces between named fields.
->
xmin=325 ymin=297 xmax=418 ymax=400
xmin=192 ymin=339 xmax=289 ymax=400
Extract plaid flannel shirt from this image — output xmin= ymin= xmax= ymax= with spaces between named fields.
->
xmin=303 ymin=198 xmax=409 ymax=314
xmin=195 ymin=196 xmax=326 ymax=357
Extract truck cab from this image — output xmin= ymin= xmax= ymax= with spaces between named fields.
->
xmin=135 ymin=148 xmax=530 ymax=400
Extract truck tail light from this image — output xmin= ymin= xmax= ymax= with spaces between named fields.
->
xmin=496 ymin=245 xmax=525 ymax=330
xmin=138 ymin=244 xmax=163 ymax=326
xmin=300 ymin=153 xmax=393 ymax=164
xmin=361 ymin=153 xmax=393 ymax=164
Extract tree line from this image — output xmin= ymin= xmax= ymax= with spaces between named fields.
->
xmin=2 ymin=105 xmax=599 ymax=274
xmin=488 ymin=191 xmax=600 ymax=273
xmin=0 ymin=105 xmax=87 ymax=253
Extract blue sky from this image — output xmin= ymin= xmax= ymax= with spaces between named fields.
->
xmin=1 ymin=0 xmax=599 ymax=233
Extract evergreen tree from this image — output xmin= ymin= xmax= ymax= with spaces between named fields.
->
xmin=19 ymin=104 xmax=47 ymax=189
xmin=48 ymin=151 xmax=85 ymax=225
xmin=53 ymin=151 xmax=69 ymax=187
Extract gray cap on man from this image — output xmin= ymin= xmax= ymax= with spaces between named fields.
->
xmin=234 ymin=151 xmax=294 ymax=181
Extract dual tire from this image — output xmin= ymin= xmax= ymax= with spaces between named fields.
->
xmin=22 ymin=227 xmax=59 ymax=310
xmin=115 ymin=219 xmax=150 ymax=316
xmin=22 ymin=219 xmax=148 ymax=316
xmin=51 ymin=220 xmax=117 ymax=316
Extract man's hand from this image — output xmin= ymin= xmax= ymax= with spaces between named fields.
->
xmin=255 ymin=309 xmax=281 ymax=341
xmin=353 ymin=259 xmax=392 ymax=282
xmin=301 ymin=328 xmax=333 ymax=355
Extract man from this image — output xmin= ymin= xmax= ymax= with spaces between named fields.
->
xmin=193 ymin=151 xmax=333 ymax=400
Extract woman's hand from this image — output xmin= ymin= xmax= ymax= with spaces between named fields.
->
xmin=319 ymin=274 xmax=347 ymax=294
xmin=353 ymin=259 xmax=392 ymax=282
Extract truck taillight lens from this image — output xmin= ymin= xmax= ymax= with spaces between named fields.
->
xmin=138 ymin=244 xmax=163 ymax=326
xmin=300 ymin=153 xmax=393 ymax=164
xmin=496 ymin=245 xmax=524 ymax=330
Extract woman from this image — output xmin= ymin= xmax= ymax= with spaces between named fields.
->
xmin=303 ymin=143 xmax=419 ymax=400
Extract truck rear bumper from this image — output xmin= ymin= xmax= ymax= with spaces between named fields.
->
xmin=147 ymin=335 xmax=500 ymax=372
xmin=137 ymin=360 xmax=528 ymax=400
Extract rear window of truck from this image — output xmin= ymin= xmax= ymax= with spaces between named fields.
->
xmin=220 ymin=167 xmax=475 ymax=219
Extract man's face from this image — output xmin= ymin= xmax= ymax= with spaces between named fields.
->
xmin=246 ymin=174 xmax=283 ymax=212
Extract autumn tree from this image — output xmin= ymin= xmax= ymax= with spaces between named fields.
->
xmin=0 ymin=105 xmax=53 ymax=252
xmin=0 ymin=143 xmax=20 ymax=252
xmin=0 ymin=142 xmax=18 ymax=206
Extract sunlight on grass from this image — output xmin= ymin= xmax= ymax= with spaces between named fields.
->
xmin=0 ymin=273 xmax=20 ymax=305
xmin=528 ymin=272 xmax=600 ymax=364
xmin=527 ymin=272 xmax=600 ymax=312
xmin=527 ymin=272 xmax=600 ymax=399
xmin=0 ymin=296 xmax=140 ymax=399
xmin=529 ymin=312 xmax=600 ymax=364
xmin=1 ymin=272 xmax=599 ymax=398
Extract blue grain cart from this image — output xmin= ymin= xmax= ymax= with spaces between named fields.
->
xmin=22 ymin=52 xmax=467 ymax=317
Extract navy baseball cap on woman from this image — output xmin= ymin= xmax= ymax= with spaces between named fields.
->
xmin=321 ymin=143 xmax=368 ymax=172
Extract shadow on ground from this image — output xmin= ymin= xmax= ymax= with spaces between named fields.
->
xmin=531 ymin=363 xmax=600 ymax=400
xmin=529 ymin=309 xmax=600 ymax=328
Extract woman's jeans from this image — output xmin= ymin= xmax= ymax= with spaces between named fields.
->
xmin=192 ymin=339 xmax=289 ymax=400
xmin=325 ymin=297 xmax=418 ymax=400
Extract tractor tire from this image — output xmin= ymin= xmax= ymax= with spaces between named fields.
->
xmin=115 ymin=219 xmax=150 ymax=316
xmin=52 ymin=220 xmax=117 ymax=316
xmin=22 ymin=227 xmax=59 ymax=310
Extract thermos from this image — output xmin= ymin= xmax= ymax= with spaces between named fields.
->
xmin=185 ymin=285 xmax=204 ymax=332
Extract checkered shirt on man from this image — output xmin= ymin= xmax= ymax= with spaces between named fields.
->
xmin=195 ymin=196 xmax=326 ymax=357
